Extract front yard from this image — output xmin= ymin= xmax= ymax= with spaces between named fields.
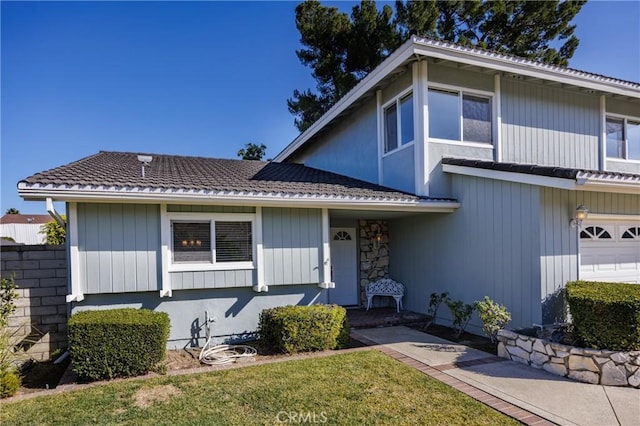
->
xmin=1 ymin=350 xmax=518 ymax=425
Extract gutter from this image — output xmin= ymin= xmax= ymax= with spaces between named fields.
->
xmin=20 ymin=187 xmax=460 ymax=213
xmin=46 ymin=197 xmax=66 ymax=227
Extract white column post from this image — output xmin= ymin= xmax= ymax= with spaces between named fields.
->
xmin=319 ymin=208 xmax=334 ymax=289
xmin=66 ymin=202 xmax=84 ymax=302
xmin=600 ymin=95 xmax=606 ymax=171
xmin=376 ymin=90 xmax=384 ymax=185
xmin=253 ymin=206 xmax=268 ymax=292
xmin=420 ymin=60 xmax=430 ymax=195
xmin=494 ymin=73 xmax=503 ymax=162
xmin=159 ymin=204 xmax=172 ymax=297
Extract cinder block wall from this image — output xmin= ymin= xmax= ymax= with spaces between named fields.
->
xmin=1 ymin=245 xmax=68 ymax=361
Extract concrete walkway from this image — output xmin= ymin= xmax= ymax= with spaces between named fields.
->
xmin=352 ymin=326 xmax=640 ymax=426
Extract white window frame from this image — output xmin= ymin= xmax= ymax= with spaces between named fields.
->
xmin=382 ymin=88 xmax=415 ymax=156
xmin=167 ymin=212 xmax=256 ymax=272
xmin=427 ymin=83 xmax=494 ymax=148
xmin=605 ymin=113 xmax=640 ymax=164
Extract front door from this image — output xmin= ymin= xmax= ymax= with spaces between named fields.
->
xmin=329 ymin=227 xmax=358 ymax=305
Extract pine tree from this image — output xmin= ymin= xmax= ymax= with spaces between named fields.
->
xmin=289 ymin=0 xmax=585 ymax=132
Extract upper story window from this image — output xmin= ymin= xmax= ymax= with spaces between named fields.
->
xmin=428 ymin=87 xmax=492 ymax=144
xmin=168 ymin=213 xmax=255 ymax=271
xmin=606 ymin=116 xmax=640 ymax=161
xmin=384 ymin=92 xmax=414 ymax=153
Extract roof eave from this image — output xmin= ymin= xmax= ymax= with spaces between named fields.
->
xmin=18 ymin=186 xmax=460 ymax=212
xmin=443 ymin=163 xmax=640 ymax=194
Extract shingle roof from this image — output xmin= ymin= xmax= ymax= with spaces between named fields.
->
xmin=442 ymin=158 xmax=640 ymax=181
xmin=0 ymin=214 xmax=51 ymax=224
xmin=20 ymin=151 xmax=434 ymax=202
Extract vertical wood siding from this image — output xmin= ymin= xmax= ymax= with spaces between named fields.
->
xmin=501 ymin=79 xmax=600 ymax=169
xmin=77 ymin=203 xmax=160 ymax=294
xmin=262 ymin=207 xmax=322 ymax=286
xmin=292 ymin=98 xmax=379 ymax=184
xmin=170 ymin=270 xmax=255 ymax=290
xmin=389 ymin=175 xmax=541 ymax=329
xmin=539 ymin=188 xmax=640 ymax=322
xmin=382 ymin=146 xmax=415 ymax=193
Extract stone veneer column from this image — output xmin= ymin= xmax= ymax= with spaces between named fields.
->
xmin=359 ymin=220 xmax=389 ymax=307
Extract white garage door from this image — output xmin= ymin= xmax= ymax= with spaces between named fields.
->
xmin=579 ymin=221 xmax=640 ymax=284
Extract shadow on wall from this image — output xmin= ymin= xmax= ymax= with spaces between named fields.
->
xmin=542 ymin=287 xmax=569 ymax=324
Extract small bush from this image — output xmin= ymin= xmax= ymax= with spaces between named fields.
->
xmin=68 ymin=308 xmax=170 ymax=381
xmin=474 ymin=296 xmax=511 ymax=343
xmin=445 ymin=299 xmax=475 ymax=338
xmin=426 ymin=292 xmax=449 ymax=328
xmin=0 ymin=369 xmax=20 ymax=398
xmin=566 ymin=281 xmax=640 ymax=351
xmin=258 ymin=304 xmax=349 ymax=354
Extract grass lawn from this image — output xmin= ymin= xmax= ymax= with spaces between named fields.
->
xmin=1 ymin=350 xmax=518 ymax=425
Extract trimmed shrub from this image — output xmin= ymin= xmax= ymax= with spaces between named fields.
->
xmin=566 ymin=281 xmax=640 ymax=351
xmin=474 ymin=296 xmax=511 ymax=343
xmin=68 ymin=308 xmax=170 ymax=381
xmin=258 ymin=304 xmax=349 ymax=354
xmin=0 ymin=369 xmax=20 ymax=398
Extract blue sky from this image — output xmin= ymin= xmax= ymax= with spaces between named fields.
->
xmin=2 ymin=1 xmax=639 ymax=214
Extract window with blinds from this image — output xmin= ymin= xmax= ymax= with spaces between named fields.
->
xmin=215 ymin=221 xmax=252 ymax=262
xmin=172 ymin=222 xmax=212 ymax=263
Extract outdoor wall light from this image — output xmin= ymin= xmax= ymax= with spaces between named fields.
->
xmin=570 ymin=205 xmax=589 ymax=228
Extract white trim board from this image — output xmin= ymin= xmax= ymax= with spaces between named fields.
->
xmin=443 ymin=163 xmax=640 ymax=194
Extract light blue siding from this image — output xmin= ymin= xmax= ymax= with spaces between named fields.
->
xmin=381 ymin=69 xmax=412 ymax=104
xmin=389 ymin=175 xmax=541 ymax=330
xmin=72 ymin=285 xmax=328 ymax=348
xmin=292 ymin=97 xmax=379 ymax=184
xmin=77 ymin=203 xmax=160 ymax=294
xmin=382 ymin=146 xmax=415 ymax=193
xmin=262 ymin=207 xmax=322 ymax=286
xmin=170 ymin=270 xmax=255 ymax=290
xmin=607 ymin=97 xmax=640 ymax=117
xmin=428 ymin=63 xmax=494 ymax=92
xmin=539 ymin=188 xmax=640 ymax=322
xmin=501 ymin=79 xmax=600 ymax=169
xmin=427 ymin=142 xmax=494 ymax=197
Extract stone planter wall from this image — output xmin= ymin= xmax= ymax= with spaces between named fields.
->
xmin=497 ymin=330 xmax=640 ymax=388
xmin=358 ymin=220 xmax=389 ymax=307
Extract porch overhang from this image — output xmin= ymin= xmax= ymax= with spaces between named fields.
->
xmin=442 ymin=159 xmax=640 ymax=195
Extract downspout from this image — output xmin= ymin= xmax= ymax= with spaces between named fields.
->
xmin=46 ymin=198 xmax=66 ymax=227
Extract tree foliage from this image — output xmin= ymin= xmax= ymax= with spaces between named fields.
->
xmin=289 ymin=0 xmax=585 ymax=131
xmin=39 ymin=216 xmax=66 ymax=245
xmin=237 ymin=143 xmax=267 ymax=161
xmin=4 ymin=208 xmax=19 ymax=215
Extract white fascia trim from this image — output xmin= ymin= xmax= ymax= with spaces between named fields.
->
xmin=412 ymin=37 xmax=640 ymax=98
xmin=575 ymin=173 xmax=640 ymax=194
xmin=444 ymin=163 xmax=640 ymax=194
xmin=66 ymin=202 xmax=84 ymax=303
xmin=274 ymin=40 xmax=416 ymax=162
xmin=19 ymin=187 xmax=460 ymax=212
xmin=585 ymin=213 xmax=640 ymax=222
xmin=159 ymin=204 xmax=172 ymax=297
xmin=442 ymin=164 xmax=577 ymax=190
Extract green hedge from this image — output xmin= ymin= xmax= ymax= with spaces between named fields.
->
xmin=258 ymin=304 xmax=349 ymax=354
xmin=68 ymin=308 xmax=170 ymax=381
xmin=566 ymin=281 xmax=640 ymax=351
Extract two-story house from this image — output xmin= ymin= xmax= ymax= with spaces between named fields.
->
xmin=18 ymin=36 xmax=639 ymax=346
